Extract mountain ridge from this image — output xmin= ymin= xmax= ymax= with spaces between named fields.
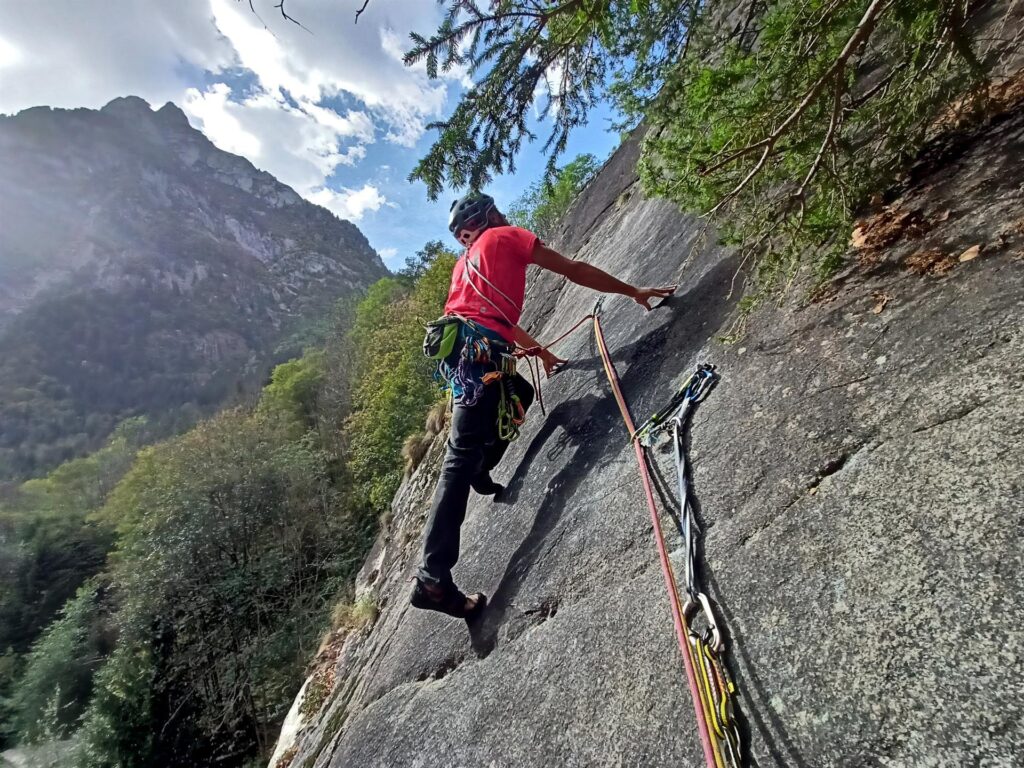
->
xmin=0 ymin=96 xmax=387 ymax=479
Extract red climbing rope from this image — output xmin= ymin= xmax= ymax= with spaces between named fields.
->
xmin=515 ymin=312 xmax=594 ymax=416
xmin=592 ymin=310 xmax=721 ymax=768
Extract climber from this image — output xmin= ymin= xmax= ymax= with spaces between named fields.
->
xmin=411 ymin=191 xmax=676 ymax=621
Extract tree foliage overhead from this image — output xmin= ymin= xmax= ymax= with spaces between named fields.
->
xmin=638 ymin=0 xmax=1002 ymax=289
xmin=405 ymin=0 xmax=694 ymax=198
xmin=399 ymin=0 xmax=1015 ymax=292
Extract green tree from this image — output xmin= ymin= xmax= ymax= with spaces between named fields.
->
xmin=73 ymin=637 xmax=155 ymax=768
xmin=399 ymin=240 xmax=451 ymax=281
xmin=507 ymin=153 xmax=600 ymax=239
xmin=78 ymin=409 xmax=356 ymax=765
xmin=636 ymin=0 xmax=995 ymax=291
xmin=0 ymin=421 xmax=144 ymax=747
xmin=7 ymin=584 xmax=107 ymax=744
xmin=344 ymin=250 xmax=457 ymax=512
xmin=398 ymin=0 xmax=1008 ymax=293
xmin=259 ymin=351 xmax=326 ymax=433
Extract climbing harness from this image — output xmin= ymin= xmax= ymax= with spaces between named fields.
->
xmin=592 ymin=304 xmax=744 ymax=768
xmin=423 ymin=307 xmax=593 ymax=441
xmin=423 ymin=314 xmax=526 ymax=440
xmin=435 ymin=318 xmax=518 ymax=406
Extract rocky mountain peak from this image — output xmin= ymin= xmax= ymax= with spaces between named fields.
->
xmin=0 ymin=97 xmax=388 ymax=479
xmin=155 ymin=100 xmax=192 ymax=130
xmin=99 ymin=94 xmax=154 ymax=119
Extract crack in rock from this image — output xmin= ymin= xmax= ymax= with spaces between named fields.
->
xmin=416 ymin=651 xmax=466 ymax=683
xmin=911 ymin=399 xmax=989 ymax=434
xmin=740 ymin=442 xmax=873 ymax=547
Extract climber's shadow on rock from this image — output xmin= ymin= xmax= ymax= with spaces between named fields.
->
xmin=468 ymin=252 xmax=744 ymax=659
xmin=468 ymin=320 xmax=679 ymax=658
xmin=468 ymin=389 xmax=622 ymax=658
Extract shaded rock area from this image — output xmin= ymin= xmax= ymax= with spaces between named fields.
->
xmin=271 ymin=106 xmax=1024 ymax=767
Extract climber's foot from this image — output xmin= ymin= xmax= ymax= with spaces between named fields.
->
xmin=471 ymin=473 xmax=504 ymax=498
xmin=410 ymin=579 xmax=487 ymax=621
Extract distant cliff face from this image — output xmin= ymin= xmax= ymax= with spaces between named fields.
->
xmin=0 ymin=96 xmax=387 ymax=479
xmin=268 ymin=107 xmax=1024 ymax=766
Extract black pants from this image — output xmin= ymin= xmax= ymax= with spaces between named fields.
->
xmin=417 ymin=373 xmax=535 ymax=588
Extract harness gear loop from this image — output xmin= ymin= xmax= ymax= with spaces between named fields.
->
xmin=592 ymin=302 xmax=743 ymax=768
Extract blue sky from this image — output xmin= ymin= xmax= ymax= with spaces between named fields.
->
xmin=345 ymin=98 xmax=623 ymax=270
xmin=0 ymin=0 xmax=623 ymax=270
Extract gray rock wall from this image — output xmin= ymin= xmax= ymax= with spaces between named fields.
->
xmin=273 ymin=105 xmax=1024 ymax=768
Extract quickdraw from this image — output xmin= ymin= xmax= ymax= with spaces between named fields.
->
xmin=593 ymin=304 xmax=744 ymax=768
xmin=496 ymin=380 xmax=526 ymax=441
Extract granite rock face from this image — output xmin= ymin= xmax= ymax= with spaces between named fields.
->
xmin=271 ymin=107 xmax=1024 ymax=768
xmin=0 ymin=96 xmax=386 ymax=478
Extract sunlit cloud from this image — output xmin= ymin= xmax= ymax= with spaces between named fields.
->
xmin=308 ymin=184 xmax=389 ymax=221
xmin=183 ymin=84 xmax=262 ymax=158
xmin=0 ymin=35 xmax=22 ymax=70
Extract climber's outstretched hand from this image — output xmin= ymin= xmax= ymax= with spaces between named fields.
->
xmin=632 ymin=285 xmax=677 ymax=310
xmin=540 ymin=349 xmax=567 ymax=377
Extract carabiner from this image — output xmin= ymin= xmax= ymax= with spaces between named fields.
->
xmin=684 ymin=592 xmax=724 ymax=654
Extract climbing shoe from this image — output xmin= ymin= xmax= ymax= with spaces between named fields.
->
xmin=410 ymin=579 xmax=487 ymax=622
xmin=470 ymin=473 xmax=504 ymax=498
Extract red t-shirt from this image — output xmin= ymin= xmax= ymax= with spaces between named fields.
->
xmin=444 ymin=225 xmax=538 ymax=342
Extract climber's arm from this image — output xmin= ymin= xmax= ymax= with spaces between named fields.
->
xmin=531 ymin=242 xmax=676 ymax=310
xmin=511 ymin=325 xmax=542 ymax=352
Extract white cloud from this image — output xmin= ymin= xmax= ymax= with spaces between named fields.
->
xmin=0 ymin=35 xmax=22 ymax=70
xmin=0 ymin=1 xmax=234 ymax=114
xmin=182 ymin=84 xmax=262 ymax=158
xmin=308 ymin=184 xmax=388 ymax=221
xmin=183 ymin=84 xmax=373 ymax=198
xmin=378 ymin=247 xmax=399 ymax=260
xmin=207 ymin=0 xmax=453 ymax=147
xmin=209 ymin=0 xmax=322 ymax=104
xmin=0 ymin=0 xmax=470 ymax=232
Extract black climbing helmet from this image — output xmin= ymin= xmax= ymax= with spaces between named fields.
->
xmin=448 ymin=192 xmax=496 ymax=247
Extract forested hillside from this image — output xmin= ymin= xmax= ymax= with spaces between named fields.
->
xmin=0 ymin=96 xmax=386 ymax=481
xmin=0 ymin=243 xmax=457 ymax=766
